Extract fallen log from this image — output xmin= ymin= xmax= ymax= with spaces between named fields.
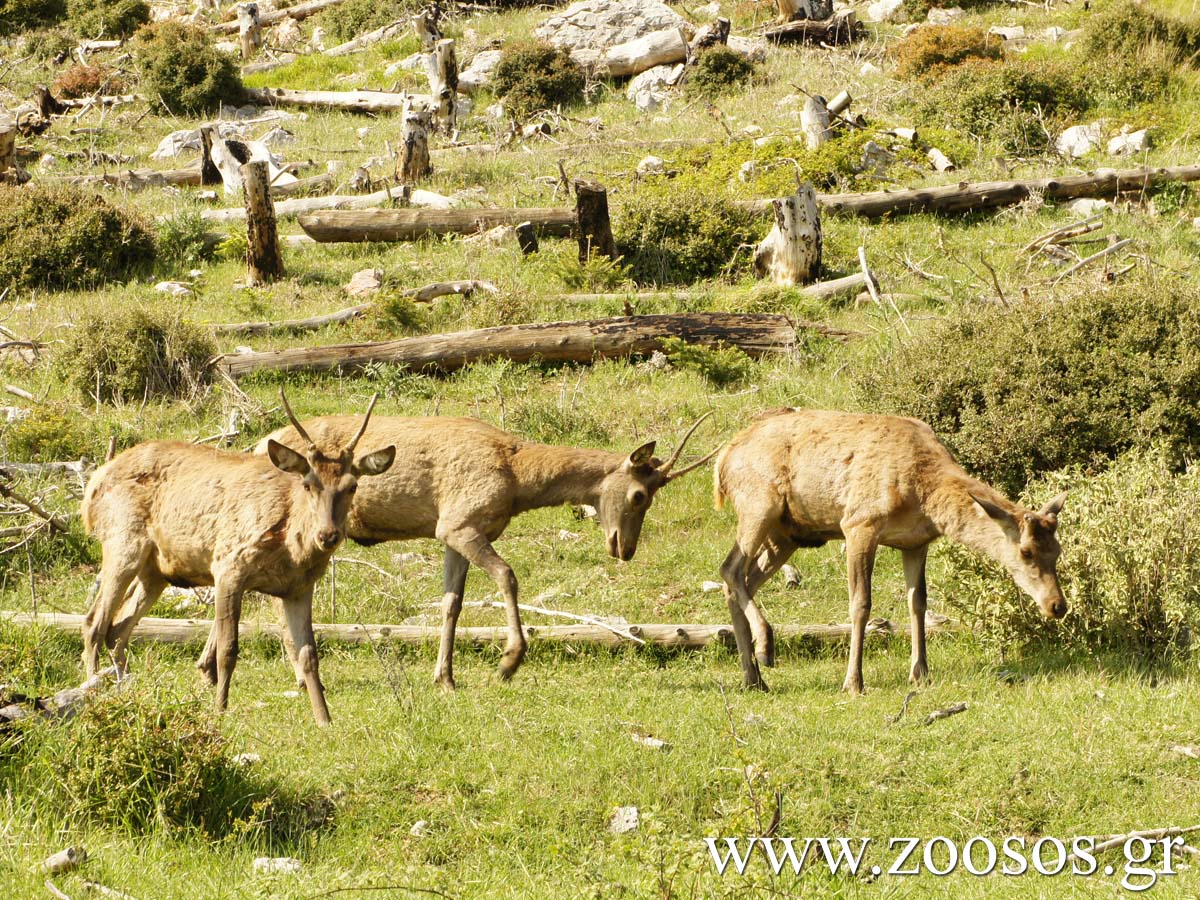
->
xmin=325 ymin=19 xmax=406 ymax=56
xmin=210 ymin=0 xmax=346 ymax=34
xmin=243 ymin=86 xmax=430 ymax=113
xmin=299 ymin=206 xmax=577 ymax=241
xmin=270 ymin=172 xmax=334 ymax=197
xmin=45 ymin=164 xmax=202 ymax=190
xmin=763 ymin=9 xmax=861 ymax=42
xmin=201 ymin=185 xmax=416 ymax=222
xmin=1 ymin=611 xmax=955 ymax=650
xmin=215 ymin=312 xmax=854 ymax=378
xmin=0 ymin=666 xmax=121 ymax=724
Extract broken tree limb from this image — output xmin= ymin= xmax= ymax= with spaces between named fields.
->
xmin=215 ymin=312 xmax=855 ymax=378
xmin=686 ymin=16 xmax=730 ymax=63
xmin=763 ymin=9 xmax=861 ymax=43
xmin=419 ymin=598 xmax=647 ymax=645
xmin=241 ymin=160 xmax=284 ymax=285
xmin=326 ymin=20 xmax=406 ymax=56
xmin=299 ymin=206 xmax=577 ymax=241
xmin=574 ymin=179 xmax=616 ymax=262
xmin=243 ymin=87 xmax=430 ymax=114
xmin=924 ymin=701 xmax=968 ymax=725
xmin=0 ymin=666 xmax=121 ymax=724
xmin=2 ymin=611 xmax=956 ymax=650
xmin=270 ymin=172 xmax=334 ymax=198
xmin=753 ymin=184 xmax=821 ymax=286
xmin=42 ymin=847 xmax=86 ymax=875
xmin=603 ymin=28 xmax=689 ymax=78
xmin=1051 ymin=237 xmax=1132 ymax=284
xmin=210 ymin=0 xmax=346 ymax=34
xmin=0 ymin=474 xmax=69 ymax=533
xmin=45 ymin=164 xmax=202 ymax=190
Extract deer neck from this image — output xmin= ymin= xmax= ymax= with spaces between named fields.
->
xmin=926 ymin=474 xmax=1017 ymax=565
xmin=510 ymin=443 xmax=620 ymax=513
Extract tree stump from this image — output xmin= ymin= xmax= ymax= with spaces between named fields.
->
xmin=238 ymin=2 xmax=263 ymax=60
xmin=0 ymin=124 xmax=28 ymax=185
xmin=775 ymin=0 xmax=833 ymax=21
xmin=199 ymin=125 xmax=223 ymax=186
xmin=425 ymin=38 xmax=458 ymax=134
xmin=413 ymin=3 xmax=442 ymax=51
xmin=800 ymin=95 xmax=832 ymax=150
xmin=396 ymin=105 xmax=433 ymax=184
xmin=213 ymin=138 xmax=251 ymax=195
xmin=33 ymin=85 xmax=66 ymax=118
xmin=240 ymin=160 xmax=284 ymax=285
xmin=515 ymin=220 xmax=539 ymax=256
xmin=753 ymin=184 xmax=821 ymax=287
xmin=574 ymin=180 xmax=616 ymax=263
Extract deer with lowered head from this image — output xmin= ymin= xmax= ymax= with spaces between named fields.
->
xmin=80 ymin=391 xmax=395 ymax=726
xmin=223 ymin=410 xmax=716 ymax=689
xmin=713 ymin=408 xmax=1068 ymax=694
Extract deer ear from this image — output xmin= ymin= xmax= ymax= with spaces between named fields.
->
xmin=627 ymin=440 xmax=656 ymax=469
xmin=1039 ymin=491 xmax=1067 ymax=519
xmin=267 ymin=439 xmax=311 ymax=477
xmin=969 ymin=492 xmax=1015 ymax=525
xmin=354 ymin=445 xmax=396 ymax=477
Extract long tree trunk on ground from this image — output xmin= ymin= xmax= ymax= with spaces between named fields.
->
xmin=299 ymin=206 xmax=577 ymax=241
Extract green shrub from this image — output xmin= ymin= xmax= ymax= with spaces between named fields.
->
xmin=157 ymin=210 xmax=215 ymax=267
xmin=68 ymin=0 xmax=148 ymax=38
xmin=0 ymin=0 xmax=66 ymax=33
xmin=938 ymin=450 xmax=1200 ymax=655
xmin=57 ymin=308 xmax=216 ymax=404
xmin=1080 ymin=0 xmax=1200 ymax=62
xmin=683 ymin=47 xmax=755 ymax=98
xmin=4 ymin=404 xmax=91 ymax=462
xmin=133 ymin=21 xmax=243 ymax=115
xmin=855 ymin=282 xmax=1200 ymax=496
xmin=0 ymin=184 xmax=155 ymax=291
xmin=894 ymin=25 xmax=1003 ymax=81
xmin=21 ymin=26 xmax=75 ymax=61
xmin=510 ymin=394 xmax=612 ymax=445
xmin=661 ymin=337 xmax=753 ymax=386
xmin=1081 ymin=43 xmax=1176 ymax=110
xmin=319 ymin=0 xmax=412 ymax=44
xmin=916 ymin=58 xmax=1090 ymax=154
xmin=493 ymin=41 xmax=584 ymax=119
xmin=901 ymin=0 xmax=993 ymax=18
xmin=614 ymin=184 xmax=759 ymax=285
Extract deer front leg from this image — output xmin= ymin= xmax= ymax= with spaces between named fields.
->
xmin=433 ymin=547 xmax=470 ymax=691
xmin=902 ymin=545 xmax=930 ymax=685
xmin=442 ymin=527 xmax=526 ymax=681
xmin=720 ymin=545 xmax=766 ymax=691
xmin=269 ymin=596 xmax=304 ymax=691
xmin=280 ymin=587 xmax=330 ymax=727
xmin=210 ymin=577 xmax=245 ymax=714
xmin=841 ymin=526 xmax=878 ymax=696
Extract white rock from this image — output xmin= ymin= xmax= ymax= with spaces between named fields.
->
xmin=626 ymin=63 xmax=680 ymax=100
xmin=273 ymin=16 xmax=303 ymax=49
xmin=866 ymin=0 xmax=905 ymax=23
xmin=637 ymin=155 xmax=665 ymax=176
xmin=700 ymin=580 xmax=723 ymax=593
xmin=258 ymin=125 xmax=295 ymax=146
xmin=535 ymin=0 xmax=692 ymax=54
xmin=39 ymin=153 xmax=56 ymax=169
xmin=384 ymin=52 xmax=426 ymax=77
xmin=1107 ymin=128 xmax=1150 ymax=156
xmin=740 ymin=125 xmax=763 ymax=136
xmin=695 ymin=0 xmax=721 ymax=16
xmin=253 ymin=858 xmax=302 ymax=875
xmin=860 ymin=61 xmax=881 ymax=76
xmin=727 ymin=35 xmax=768 ymax=62
xmin=738 ymin=160 xmax=757 ymax=182
xmin=633 ymin=89 xmax=669 ymax=112
xmin=215 ymin=40 xmax=239 ymax=55
xmin=233 ymin=753 xmax=261 ymax=766
xmin=1055 ymin=122 xmax=1102 ymax=158
xmin=631 ymin=733 xmax=669 ymax=749
xmin=326 ymin=159 xmax=343 ymax=174
xmin=609 ymin=806 xmax=640 ymax=834
xmin=154 ymin=281 xmax=193 ymax=297
xmin=1192 ymin=216 xmax=1200 ymax=231
xmin=1067 ymin=198 xmax=1109 ymax=216
xmin=485 ymin=101 xmax=506 ymax=120
xmin=310 ymin=26 xmax=326 ymax=51
xmin=988 ymin=25 xmax=1025 ymax=40
xmin=782 ymin=564 xmax=801 ymax=587
xmin=926 ymin=6 xmax=963 ymax=22
xmin=459 ymin=49 xmax=503 ymax=93
xmin=235 ymin=345 xmax=254 ymax=355
xmin=410 ymin=820 xmax=429 ymax=837
xmin=558 ymin=529 xmax=581 ymax=541
xmin=1043 ymin=25 xmax=1067 ymax=41
xmin=282 ymin=689 xmax=300 ymax=698
xmin=345 ymin=268 xmax=383 ymax=296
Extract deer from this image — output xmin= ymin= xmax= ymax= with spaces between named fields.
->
xmin=205 ymin=410 xmax=716 ymax=690
xmin=80 ymin=391 xmax=395 ymax=727
xmin=713 ymin=408 xmax=1068 ymax=694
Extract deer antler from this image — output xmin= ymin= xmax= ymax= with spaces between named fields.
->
xmin=658 ymin=411 xmax=713 ymax=475
xmin=346 ymin=393 xmax=379 ymax=454
xmin=280 ymin=388 xmax=316 ymax=450
xmin=665 ymin=445 xmax=721 ymax=482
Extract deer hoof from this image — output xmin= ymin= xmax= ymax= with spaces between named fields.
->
xmin=841 ymin=677 xmax=865 ymax=696
xmin=909 ymin=663 xmax=929 ymax=684
xmin=434 ymin=675 xmax=456 ymax=692
xmin=196 ymin=656 xmax=218 ymax=686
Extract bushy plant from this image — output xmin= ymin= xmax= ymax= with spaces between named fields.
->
xmin=683 ymin=47 xmax=755 ymax=98
xmin=0 ymin=184 xmax=155 ymax=291
xmin=4 ymin=404 xmax=91 ymax=462
xmin=53 ymin=62 xmax=125 ymax=98
xmin=614 ymin=184 xmax=759 ymax=285
xmin=916 ymin=57 xmax=1090 ymax=154
xmin=320 ymin=0 xmax=412 ymax=43
xmin=133 ymin=21 xmax=243 ymax=115
xmin=57 ymin=307 xmax=216 ymax=404
xmin=493 ymin=41 xmax=584 ymax=119
xmin=901 ymin=0 xmax=993 ymax=18
xmin=855 ymin=282 xmax=1200 ymax=496
xmin=1080 ymin=42 xmax=1176 ymax=110
xmin=661 ymin=337 xmax=753 ymax=387
xmin=68 ymin=0 xmax=148 ymax=38
xmin=0 ymin=0 xmax=66 ymax=33
xmin=510 ymin=394 xmax=612 ymax=445
xmin=1080 ymin=0 xmax=1200 ymax=62
xmin=157 ymin=210 xmax=215 ymax=267
xmin=894 ymin=25 xmax=1003 ymax=81
xmin=20 ymin=25 xmax=75 ymax=61
xmin=938 ymin=450 xmax=1200 ymax=655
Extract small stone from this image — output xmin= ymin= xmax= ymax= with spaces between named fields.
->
xmin=866 ymin=0 xmax=905 ymax=23
xmin=740 ymin=124 xmax=763 ymax=137
xmin=782 ymin=564 xmax=801 ymax=587
xmin=1107 ymin=128 xmax=1150 ymax=156
xmin=253 ymin=857 xmax=302 ymax=874
xmin=233 ymin=752 xmax=261 ymax=766
xmin=1066 ymin=198 xmax=1109 ymax=217
xmin=459 ymin=49 xmax=503 ymax=92
xmin=282 ymin=689 xmax=301 ymax=698
xmin=860 ymin=61 xmax=881 ymax=76
xmin=988 ymin=25 xmax=1026 ymax=40
xmin=258 ymin=126 xmax=295 ymax=146
xmin=410 ymin=820 xmax=429 ymax=837
xmin=700 ymin=580 xmax=723 ymax=593
xmin=926 ymin=6 xmax=963 ymax=22
xmin=637 ymin=155 xmax=665 ymax=175
xmin=695 ymin=0 xmax=720 ymax=16
xmin=1171 ymin=745 xmax=1200 ymax=759
xmin=558 ymin=529 xmax=581 ymax=540
xmin=345 ymin=268 xmax=383 ymax=297
xmin=609 ymin=806 xmax=639 ymax=834
xmin=631 ymin=732 xmax=669 ymax=749
xmin=310 ymin=26 xmax=326 ymax=51
xmin=154 ymin=281 xmax=193 ymax=297
xmin=738 ymin=160 xmax=757 ymax=182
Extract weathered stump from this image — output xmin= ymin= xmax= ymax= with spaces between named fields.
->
xmin=753 ymin=184 xmax=822 ymax=287
xmin=775 ymin=0 xmax=833 ymax=21
xmin=199 ymin=125 xmax=223 ymax=186
xmin=515 ymin=220 xmax=539 ymax=256
xmin=574 ymin=180 xmax=616 ymax=263
xmin=800 ymin=95 xmax=832 ymax=150
xmin=0 ymin=124 xmax=28 ymax=185
xmin=413 ymin=2 xmax=442 ymax=51
xmin=426 ymin=38 xmax=458 ymax=133
xmin=687 ymin=16 xmax=730 ymax=63
xmin=241 ymin=160 xmax=284 ymax=284
xmin=238 ymin=2 xmax=263 ymax=60
xmin=396 ymin=105 xmax=433 ymax=184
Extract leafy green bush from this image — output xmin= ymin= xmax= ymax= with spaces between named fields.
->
xmin=1080 ymin=0 xmax=1200 ymax=62
xmin=510 ymin=394 xmax=612 ymax=445
xmin=493 ymin=41 xmax=584 ymax=119
xmin=68 ymin=0 xmax=148 ymax=38
xmin=4 ymin=405 xmax=91 ymax=461
xmin=894 ymin=25 xmax=1003 ymax=81
xmin=0 ymin=184 xmax=155 ymax=291
xmin=661 ymin=337 xmax=753 ymax=386
xmin=856 ymin=282 xmax=1200 ymax=496
xmin=320 ymin=0 xmax=412 ymax=44
xmin=916 ymin=58 xmax=1090 ymax=154
xmin=1081 ymin=42 xmax=1176 ymax=110
xmin=157 ymin=210 xmax=215 ymax=267
xmin=0 ymin=0 xmax=66 ymax=33
xmin=57 ymin=308 xmax=216 ymax=404
xmin=684 ymin=47 xmax=755 ymax=98
xmin=614 ymin=184 xmax=759 ymax=285
xmin=133 ymin=21 xmax=243 ymax=115
xmin=901 ymin=0 xmax=993 ymax=18
xmin=20 ymin=25 xmax=75 ymax=60
xmin=938 ymin=450 xmax=1200 ymax=655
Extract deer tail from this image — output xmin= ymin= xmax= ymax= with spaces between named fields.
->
xmin=713 ymin=443 xmax=731 ymax=511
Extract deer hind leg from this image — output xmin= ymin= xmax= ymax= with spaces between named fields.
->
xmin=903 ymin=545 xmax=931 ymax=685
xmin=841 ymin=524 xmax=879 ymax=696
xmin=442 ymin=527 xmax=525 ymax=681
xmin=82 ymin=538 xmax=151 ymax=676
xmin=720 ymin=545 xmax=766 ymax=691
xmin=210 ymin=575 xmax=245 ymax=714
xmin=280 ymin=587 xmax=330 ymax=727
xmin=433 ymin=547 xmax=470 ymax=691
xmin=742 ymin=535 xmax=800 ymax=668
xmin=106 ymin=568 xmax=167 ymax=671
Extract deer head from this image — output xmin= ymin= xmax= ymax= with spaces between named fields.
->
xmin=598 ymin=413 xmax=718 ymax=561
xmin=971 ymin=491 xmax=1068 ymax=619
xmin=266 ymin=390 xmax=397 ymax=552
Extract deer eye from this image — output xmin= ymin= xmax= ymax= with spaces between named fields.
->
xmin=632 ymin=490 xmax=646 ymax=506
xmin=1020 ymin=548 xmax=1034 ymax=561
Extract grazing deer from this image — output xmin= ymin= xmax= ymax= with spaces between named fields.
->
xmin=233 ymin=411 xmax=716 ymax=689
xmin=713 ymin=409 xmax=1067 ymax=693
xmin=80 ymin=392 xmax=395 ymax=726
